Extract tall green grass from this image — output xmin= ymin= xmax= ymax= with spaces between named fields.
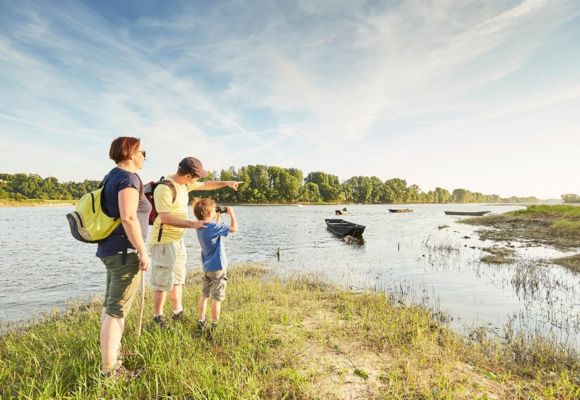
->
xmin=510 ymin=205 xmax=580 ymax=218
xmin=1 ymin=265 xmax=578 ymax=399
xmin=463 ymin=205 xmax=580 ymax=248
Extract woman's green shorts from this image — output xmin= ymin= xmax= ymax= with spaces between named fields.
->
xmin=100 ymin=252 xmax=141 ymax=318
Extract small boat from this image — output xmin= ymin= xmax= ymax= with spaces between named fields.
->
xmin=444 ymin=211 xmax=491 ymax=216
xmin=389 ymin=208 xmax=413 ymax=213
xmin=325 ymin=219 xmax=365 ymax=238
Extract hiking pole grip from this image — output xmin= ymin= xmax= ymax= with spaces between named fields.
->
xmin=136 ymin=271 xmax=145 ymax=340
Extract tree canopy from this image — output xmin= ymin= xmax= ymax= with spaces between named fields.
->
xmin=561 ymin=194 xmax=580 ymax=203
xmin=0 ymin=173 xmax=100 ymax=201
xmin=1 ymin=168 xmax=542 ymax=205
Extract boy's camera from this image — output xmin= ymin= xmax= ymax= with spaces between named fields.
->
xmin=215 ymin=206 xmax=227 ymax=213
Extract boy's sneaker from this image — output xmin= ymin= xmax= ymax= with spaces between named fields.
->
xmin=207 ymin=322 xmax=218 ymax=338
xmin=172 ymin=310 xmax=185 ymax=322
xmin=153 ymin=315 xmax=168 ymax=329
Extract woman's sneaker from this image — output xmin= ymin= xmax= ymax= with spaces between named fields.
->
xmin=100 ymin=366 xmax=140 ymax=381
xmin=114 ymin=365 xmax=141 ymax=380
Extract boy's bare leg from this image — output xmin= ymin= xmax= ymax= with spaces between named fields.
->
xmin=198 ymin=295 xmax=209 ymax=321
xmin=153 ymin=290 xmax=166 ymax=315
xmin=211 ymin=300 xmax=221 ymax=323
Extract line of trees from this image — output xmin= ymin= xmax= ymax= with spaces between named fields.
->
xmin=0 ymin=173 xmax=100 ymax=201
xmin=1 ymin=167 xmax=542 ymax=204
xmin=193 ymin=165 xmax=540 ymax=204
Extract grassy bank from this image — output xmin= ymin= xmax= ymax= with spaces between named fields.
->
xmin=462 ymin=205 xmax=580 ymax=271
xmin=1 ymin=265 xmax=578 ymax=399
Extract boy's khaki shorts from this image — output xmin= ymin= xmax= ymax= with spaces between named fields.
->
xmin=100 ymin=252 xmax=141 ymax=318
xmin=150 ymin=240 xmax=186 ymax=292
xmin=202 ymin=270 xmax=227 ymax=301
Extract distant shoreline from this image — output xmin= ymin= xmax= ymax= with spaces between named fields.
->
xmin=0 ymin=200 xmax=75 ymax=208
xmin=0 ymin=200 xmax=568 ymax=208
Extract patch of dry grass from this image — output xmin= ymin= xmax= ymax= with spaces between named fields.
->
xmin=552 ymin=254 xmax=580 ymax=273
xmin=481 ymin=246 xmax=516 ymax=264
xmin=461 ymin=205 xmax=580 ymax=255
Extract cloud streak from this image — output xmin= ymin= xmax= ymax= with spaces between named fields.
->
xmin=0 ymin=0 xmax=579 ymax=197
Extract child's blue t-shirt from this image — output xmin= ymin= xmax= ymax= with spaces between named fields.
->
xmin=196 ymin=221 xmax=230 ymax=272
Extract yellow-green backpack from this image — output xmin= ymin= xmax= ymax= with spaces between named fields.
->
xmin=66 ymin=182 xmax=120 ymax=243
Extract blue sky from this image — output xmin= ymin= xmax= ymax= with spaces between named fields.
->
xmin=1 ymin=0 xmax=579 ymax=198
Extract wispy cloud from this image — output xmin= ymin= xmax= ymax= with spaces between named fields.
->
xmin=0 ymin=0 xmax=579 ymax=197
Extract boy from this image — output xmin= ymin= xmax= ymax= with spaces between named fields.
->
xmin=192 ymin=198 xmax=237 ymax=334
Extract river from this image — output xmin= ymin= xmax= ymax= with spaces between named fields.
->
xmin=1 ymin=204 xmax=578 ymax=348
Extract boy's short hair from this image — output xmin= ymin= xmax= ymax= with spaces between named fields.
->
xmin=193 ymin=198 xmax=216 ymax=220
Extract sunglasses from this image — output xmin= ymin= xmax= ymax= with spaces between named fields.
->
xmin=138 ymin=150 xmax=147 ymax=158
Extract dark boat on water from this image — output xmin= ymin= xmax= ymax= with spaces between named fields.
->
xmin=325 ymin=219 xmax=365 ymax=238
xmin=389 ymin=208 xmax=413 ymax=213
xmin=444 ymin=211 xmax=491 ymax=216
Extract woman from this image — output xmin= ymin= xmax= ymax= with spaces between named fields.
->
xmin=96 ymin=136 xmax=151 ymax=378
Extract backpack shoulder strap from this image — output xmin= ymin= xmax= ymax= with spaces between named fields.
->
xmin=135 ymin=174 xmax=144 ymax=197
xmin=98 ymin=174 xmax=108 ymax=189
xmin=158 ymin=176 xmax=177 ymax=203
xmin=155 ymin=176 xmax=178 ymax=243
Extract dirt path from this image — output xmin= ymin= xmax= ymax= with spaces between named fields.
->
xmin=275 ymin=308 xmax=511 ymax=399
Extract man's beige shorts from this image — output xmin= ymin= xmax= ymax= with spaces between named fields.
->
xmin=202 ymin=270 xmax=227 ymax=301
xmin=150 ymin=240 xmax=187 ymax=292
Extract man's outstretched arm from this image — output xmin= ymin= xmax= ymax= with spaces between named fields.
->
xmin=192 ymin=181 xmax=242 ymax=191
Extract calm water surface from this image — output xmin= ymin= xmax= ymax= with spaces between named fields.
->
xmin=1 ymin=204 xmax=578 ymax=348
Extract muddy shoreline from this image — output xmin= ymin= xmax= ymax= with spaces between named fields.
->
xmin=461 ymin=208 xmax=580 ymax=272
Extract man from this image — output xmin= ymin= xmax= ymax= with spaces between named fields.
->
xmin=149 ymin=156 xmax=241 ymax=327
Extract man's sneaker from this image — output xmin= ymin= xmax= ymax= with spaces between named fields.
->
xmin=172 ymin=310 xmax=185 ymax=322
xmin=153 ymin=315 xmax=168 ymax=329
xmin=195 ymin=320 xmax=205 ymax=335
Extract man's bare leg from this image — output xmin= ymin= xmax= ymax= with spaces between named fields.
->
xmin=168 ymin=284 xmax=183 ymax=313
xmin=153 ymin=290 xmax=166 ymax=316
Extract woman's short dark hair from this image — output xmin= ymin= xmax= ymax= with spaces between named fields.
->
xmin=109 ymin=137 xmax=140 ymax=163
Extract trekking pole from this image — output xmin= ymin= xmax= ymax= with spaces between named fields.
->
xmin=136 ymin=272 xmax=145 ymax=340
